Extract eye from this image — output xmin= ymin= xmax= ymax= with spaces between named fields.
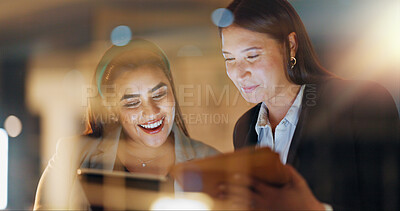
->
xmin=152 ymin=90 xmax=167 ymax=100
xmin=122 ymin=99 xmax=141 ymax=108
xmin=246 ymin=54 xmax=260 ymax=62
xmin=224 ymin=57 xmax=235 ymax=63
xmin=248 ymin=55 xmax=259 ymax=59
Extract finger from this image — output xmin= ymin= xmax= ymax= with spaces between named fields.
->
xmin=217 ymin=183 xmax=266 ymax=209
xmin=229 ymin=173 xmax=279 ymax=196
xmin=215 ymin=188 xmax=252 ymax=210
xmin=246 ymin=176 xmax=281 ymax=196
xmin=218 ymin=183 xmax=253 ymax=197
xmin=285 ymin=164 xmax=307 ymax=187
xmin=229 ymin=173 xmax=254 ymax=186
xmin=220 ymin=194 xmax=254 ymax=209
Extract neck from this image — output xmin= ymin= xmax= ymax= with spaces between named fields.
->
xmin=263 ymin=84 xmax=301 ymax=128
xmin=120 ymin=132 xmax=175 ymax=160
xmin=117 ymin=132 xmax=175 ymax=175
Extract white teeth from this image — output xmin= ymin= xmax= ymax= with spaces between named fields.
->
xmin=140 ymin=118 xmax=163 ymax=129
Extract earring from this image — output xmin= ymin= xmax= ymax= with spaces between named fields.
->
xmin=290 ymin=57 xmax=297 ymax=69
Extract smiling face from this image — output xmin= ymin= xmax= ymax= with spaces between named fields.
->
xmin=113 ymin=65 xmax=175 ymax=148
xmin=221 ymin=26 xmax=293 ymax=104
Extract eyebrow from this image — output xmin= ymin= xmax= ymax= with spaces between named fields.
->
xmin=222 ymin=47 xmax=262 ymax=54
xmin=150 ymin=82 xmax=167 ymax=93
xmin=120 ymin=94 xmax=140 ymax=101
xmin=120 ymin=82 xmax=167 ymax=101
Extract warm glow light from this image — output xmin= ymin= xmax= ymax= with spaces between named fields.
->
xmin=333 ymin=2 xmax=400 ymax=78
xmin=0 ymin=128 xmax=8 ymax=209
xmin=4 ymin=115 xmax=22 ymax=138
xmin=151 ymin=193 xmax=211 ymax=210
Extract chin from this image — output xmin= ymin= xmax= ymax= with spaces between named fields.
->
xmin=138 ymin=129 xmax=170 ymax=148
xmin=242 ymin=93 xmax=263 ymax=104
xmin=142 ymin=138 xmax=166 ymax=148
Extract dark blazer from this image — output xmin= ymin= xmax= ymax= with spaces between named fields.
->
xmin=233 ymin=78 xmax=399 ymax=210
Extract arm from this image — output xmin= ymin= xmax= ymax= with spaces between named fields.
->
xmin=352 ymin=83 xmax=399 ymax=210
xmin=33 ymin=137 xmax=86 ymax=210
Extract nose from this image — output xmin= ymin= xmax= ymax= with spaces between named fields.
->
xmin=142 ymin=100 xmax=161 ymax=120
xmin=228 ymin=60 xmax=251 ymax=82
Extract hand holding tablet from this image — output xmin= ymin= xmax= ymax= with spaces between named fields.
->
xmin=170 ymin=147 xmax=290 ymax=194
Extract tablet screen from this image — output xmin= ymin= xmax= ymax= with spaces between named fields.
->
xmin=77 ymin=168 xmax=172 ymax=210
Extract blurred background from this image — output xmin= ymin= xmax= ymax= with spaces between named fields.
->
xmin=0 ymin=0 xmax=398 ymax=209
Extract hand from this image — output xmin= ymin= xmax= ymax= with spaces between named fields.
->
xmin=215 ymin=165 xmax=325 ymax=210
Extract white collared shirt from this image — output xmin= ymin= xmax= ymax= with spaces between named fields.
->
xmin=255 ymin=85 xmax=305 ymax=164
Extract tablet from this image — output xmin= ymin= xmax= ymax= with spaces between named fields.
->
xmin=170 ymin=147 xmax=290 ymax=195
xmin=77 ymin=168 xmax=173 ymax=210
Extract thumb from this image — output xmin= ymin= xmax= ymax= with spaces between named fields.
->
xmin=285 ymin=164 xmax=306 ymax=186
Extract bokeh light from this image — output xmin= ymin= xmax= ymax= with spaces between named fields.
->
xmin=4 ymin=115 xmax=22 ymax=138
xmin=111 ymin=25 xmax=132 ymax=46
xmin=151 ymin=195 xmax=210 ymax=210
xmin=0 ymin=128 xmax=8 ymax=209
xmin=211 ymin=8 xmax=234 ymax=27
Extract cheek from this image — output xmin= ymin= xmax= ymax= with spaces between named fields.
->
xmin=162 ymin=99 xmax=175 ymax=117
xmin=225 ymin=64 xmax=238 ymax=83
xmin=169 ymin=105 xmax=175 ymax=123
xmin=252 ymin=67 xmax=268 ymax=80
xmin=119 ymin=109 xmax=141 ymax=125
xmin=252 ymin=61 xmax=276 ymax=80
xmin=158 ymin=93 xmax=176 ymax=118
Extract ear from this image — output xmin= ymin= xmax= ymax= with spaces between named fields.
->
xmin=287 ymin=32 xmax=298 ymax=58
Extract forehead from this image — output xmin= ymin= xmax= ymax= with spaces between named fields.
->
xmin=221 ymin=26 xmax=277 ymax=52
xmin=114 ymin=65 xmax=169 ymax=93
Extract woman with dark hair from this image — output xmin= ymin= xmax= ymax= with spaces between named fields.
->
xmin=217 ymin=0 xmax=399 ymax=210
xmin=34 ymin=39 xmax=218 ymax=210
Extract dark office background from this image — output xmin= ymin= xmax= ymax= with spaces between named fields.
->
xmin=0 ymin=0 xmax=398 ymax=209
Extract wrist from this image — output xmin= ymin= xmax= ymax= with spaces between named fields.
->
xmin=322 ymin=203 xmax=333 ymax=211
xmin=312 ymin=201 xmax=326 ymax=210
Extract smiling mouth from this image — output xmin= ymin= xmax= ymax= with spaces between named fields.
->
xmin=138 ymin=117 xmax=165 ymax=134
xmin=241 ymin=85 xmax=259 ymax=93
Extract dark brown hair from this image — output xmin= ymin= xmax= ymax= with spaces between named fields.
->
xmin=83 ymin=38 xmax=189 ymax=137
xmin=220 ymin=0 xmax=335 ymax=84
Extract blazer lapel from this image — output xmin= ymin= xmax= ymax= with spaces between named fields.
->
xmin=245 ymin=103 xmax=261 ymax=147
xmin=287 ymin=83 xmax=318 ymax=165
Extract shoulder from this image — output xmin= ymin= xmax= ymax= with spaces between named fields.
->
xmin=315 ymin=78 xmax=398 ymax=117
xmin=50 ymin=135 xmax=102 ymax=167
xmin=308 ymin=78 xmax=399 ymax=143
xmin=188 ymin=138 xmax=220 ymax=159
xmin=234 ymin=103 xmax=261 ymax=133
xmin=55 ymin=135 xmax=101 ymax=154
xmin=316 ymin=78 xmax=394 ymax=101
xmin=236 ymin=103 xmax=261 ymax=123
xmin=34 ymin=135 xmax=98 ymax=210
